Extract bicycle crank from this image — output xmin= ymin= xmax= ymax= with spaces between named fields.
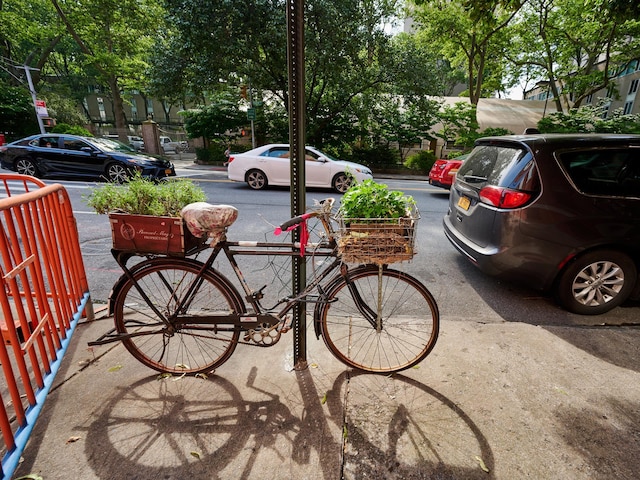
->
xmin=244 ymin=322 xmax=282 ymax=346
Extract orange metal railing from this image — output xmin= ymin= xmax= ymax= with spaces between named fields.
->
xmin=0 ymin=174 xmax=92 ymax=479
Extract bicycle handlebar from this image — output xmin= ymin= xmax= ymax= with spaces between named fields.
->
xmin=274 ymin=213 xmax=314 ymax=235
xmin=274 ymin=198 xmax=335 ymax=236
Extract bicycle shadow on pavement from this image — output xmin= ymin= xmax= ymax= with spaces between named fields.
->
xmin=80 ymin=365 xmax=494 ymax=479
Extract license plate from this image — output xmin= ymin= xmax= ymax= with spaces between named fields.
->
xmin=458 ymin=196 xmax=471 ymax=210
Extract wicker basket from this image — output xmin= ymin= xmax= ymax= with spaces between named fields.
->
xmin=337 ymin=206 xmax=419 ymax=264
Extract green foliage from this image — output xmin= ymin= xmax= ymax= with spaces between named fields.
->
xmin=410 ymin=0 xmax=522 ymax=103
xmin=348 ymin=144 xmax=400 ymax=168
xmin=51 ymin=123 xmax=93 ymax=136
xmin=537 ymin=102 xmax=640 ymax=134
xmin=404 ymin=150 xmax=436 ymax=173
xmin=181 ymin=92 xmax=246 ymax=141
xmin=0 ymin=84 xmax=39 ymax=139
xmin=465 ymin=126 xmax=513 ymax=145
xmin=434 ymin=102 xmax=479 ymax=154
xmin=85 ymin=174 xmax=207 ymax=216
xmin=42 ymin=92 xmax=89 ymax=127
xmin=195 ymin=142 xmax=250 ymax=164
xmin=339 ymin=180 xmax=415 ymax=219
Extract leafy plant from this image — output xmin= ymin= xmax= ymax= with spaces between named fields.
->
xmin=404 ymin=150 xmax=436 ymax=173
xmin=85 ymin=174 xmax=207 ymax=217
xmin=339 ymin=179 xmax=415 ymax=219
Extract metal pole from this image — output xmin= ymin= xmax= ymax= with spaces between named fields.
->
xmin=286 ymin=0 xmax=307 ymax=370
xmin=23 ymin=65 xmax=46 ymax=134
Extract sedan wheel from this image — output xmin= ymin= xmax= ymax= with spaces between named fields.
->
xmin=246 ymin=169 xmax=267 ymax=190
xmin=106 ymin=163 xmax=130 ymax=183
xmin=16 ymin=158 xmax=39 ymax=177
xmin=555 ymin=250 xmax=637 ymax=315
xmin=332 ymin=173 xmax=352 ymax=193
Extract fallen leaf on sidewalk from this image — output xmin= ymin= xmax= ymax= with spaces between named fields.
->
xmin=66 ymin=436 xmax=81 ymax=443
xmin=475 ymin=455 xmax=490 ymax=473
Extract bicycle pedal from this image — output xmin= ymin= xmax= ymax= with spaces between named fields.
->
xmin=279 ymin=315 xmax=293 ymax=333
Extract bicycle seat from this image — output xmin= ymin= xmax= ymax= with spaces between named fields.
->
xmin=181 ymin=202 xmax=238 ymax=245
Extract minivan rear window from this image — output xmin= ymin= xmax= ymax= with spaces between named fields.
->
xmin=457 ymin=145 xmax=538 ymax=190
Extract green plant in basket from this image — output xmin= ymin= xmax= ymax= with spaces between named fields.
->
xmin=85 ymin=174 xmax=207 ymax=217
xmin=339 ymin=179 xmax=415 ymax=219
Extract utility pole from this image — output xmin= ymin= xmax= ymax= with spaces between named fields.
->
xmin=21 ymin=65 xmax=46 ymax=134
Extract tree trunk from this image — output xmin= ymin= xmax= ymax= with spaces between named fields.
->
xmin=107 ymin=76 xmax=128 ymax=143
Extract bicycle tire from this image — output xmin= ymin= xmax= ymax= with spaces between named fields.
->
xmin=113 ymin=258 xmax=244 ymax=374
xmin=318 ymin=265 xmax=439 ymax=373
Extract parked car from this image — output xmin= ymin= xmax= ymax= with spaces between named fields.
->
xmin=104 ymin=134 xmax=145 ymax=152
xmin=128 ymin=136 xmax=145 ymax=151
xmin=428 ymin=154 xmax=468 ymax=190
xmin=0 ymin=134 xmax=175 ymax=182
xmin=443 ymin=134 xmax=640 ymax=315
xmin=159 ymin=136 xmax=187 ymax=154
xmin=227 ymin=144 xmax=373 ymax=193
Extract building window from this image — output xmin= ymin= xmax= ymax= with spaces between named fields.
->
xmin=97 ymin=97 xmax=106 ymax=122
xmin=629 ymin=79 xmax=639 ymax=95
xmin=623 ymin=101 xmax=634 ymax=115
xmin=585 ymin=94 xmax=593 ymax=104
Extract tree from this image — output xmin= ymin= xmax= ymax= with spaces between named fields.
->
xmin=409 ymin=0 xmax=525 ymax=104
xmin=506 ymin=0 xmax=640 ymax=112
xmin=0 ymin=84 xmax=39 ymax=139
xmin=50 ymin=0 xmax=164 ymax=142
xmin=433 ymin=101 xmax=479 ymax=156
xmin=181 ymin=91 xmax=246 ymax=145
xmin=154 ymin=0 xmax=445 ymax=149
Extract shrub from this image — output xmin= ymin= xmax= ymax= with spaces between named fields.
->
xmin=85 ymin=174 xmax=207 ymax=216
xmin=404 ymin=150 xmax=436 ymax=173
xmin=348 ymin=144 xmax=400 ymax=168
xmin=51 ymin=123 xmax=93 ymax=136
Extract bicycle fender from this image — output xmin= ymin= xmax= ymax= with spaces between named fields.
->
xmin=313 ymin=264 xmax=389 ymax=338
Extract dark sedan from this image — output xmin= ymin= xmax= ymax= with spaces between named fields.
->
xmin=0 ymin=134 xmax=175 ymax=182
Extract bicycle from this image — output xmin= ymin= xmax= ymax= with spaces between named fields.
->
xmin=91 ymin=198 xmax=439 ymax=374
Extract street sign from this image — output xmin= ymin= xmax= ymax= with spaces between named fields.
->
xmin=247 ymin=108 xmax=256 ymax=121
xmin=35 ymin=100 xmax=48 ymax=117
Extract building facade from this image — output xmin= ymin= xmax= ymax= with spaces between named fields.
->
xmin=523 ymin=60 xmax=640 ymax=116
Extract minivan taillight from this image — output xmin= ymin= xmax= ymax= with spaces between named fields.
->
xmin=479 ymin=185 xmax=532 ymax=208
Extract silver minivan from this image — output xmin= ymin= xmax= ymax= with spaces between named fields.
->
xmin=444 ymin=134 xmax=640 ymax=315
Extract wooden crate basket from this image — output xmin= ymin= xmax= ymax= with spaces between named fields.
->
xmin=109 ymin=213 xmax=204 ymax=256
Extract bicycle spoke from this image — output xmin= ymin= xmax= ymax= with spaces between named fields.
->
xmin=320 ymin=266 xmax=439 ymax=373
xmin=114 ymin=259 xmax=243 ymax=374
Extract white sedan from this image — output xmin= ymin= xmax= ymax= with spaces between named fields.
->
xmin=227 ymin=144 xmax=373 ymax=193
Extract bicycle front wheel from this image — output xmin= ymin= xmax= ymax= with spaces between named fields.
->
xmin=113 ymin=258 xmax=244 ymax=374
xmin=318 ymin=265 xmax=439 ymax=373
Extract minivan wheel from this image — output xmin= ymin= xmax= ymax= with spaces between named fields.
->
xmin=555 ymin=250 xmax=637 ymax=315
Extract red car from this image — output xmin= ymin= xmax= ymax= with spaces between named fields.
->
xmin=428 ymin=154 xmax=467 ymax=190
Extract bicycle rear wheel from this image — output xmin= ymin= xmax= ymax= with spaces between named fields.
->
xmin=318 ymin=265 xmax=439 ymax=373
xmin=113 ymin=258 xmax=244 ymax=374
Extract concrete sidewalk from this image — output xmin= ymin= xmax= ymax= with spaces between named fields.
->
xmin=13 ymin=307 xmax=640 ymax=479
